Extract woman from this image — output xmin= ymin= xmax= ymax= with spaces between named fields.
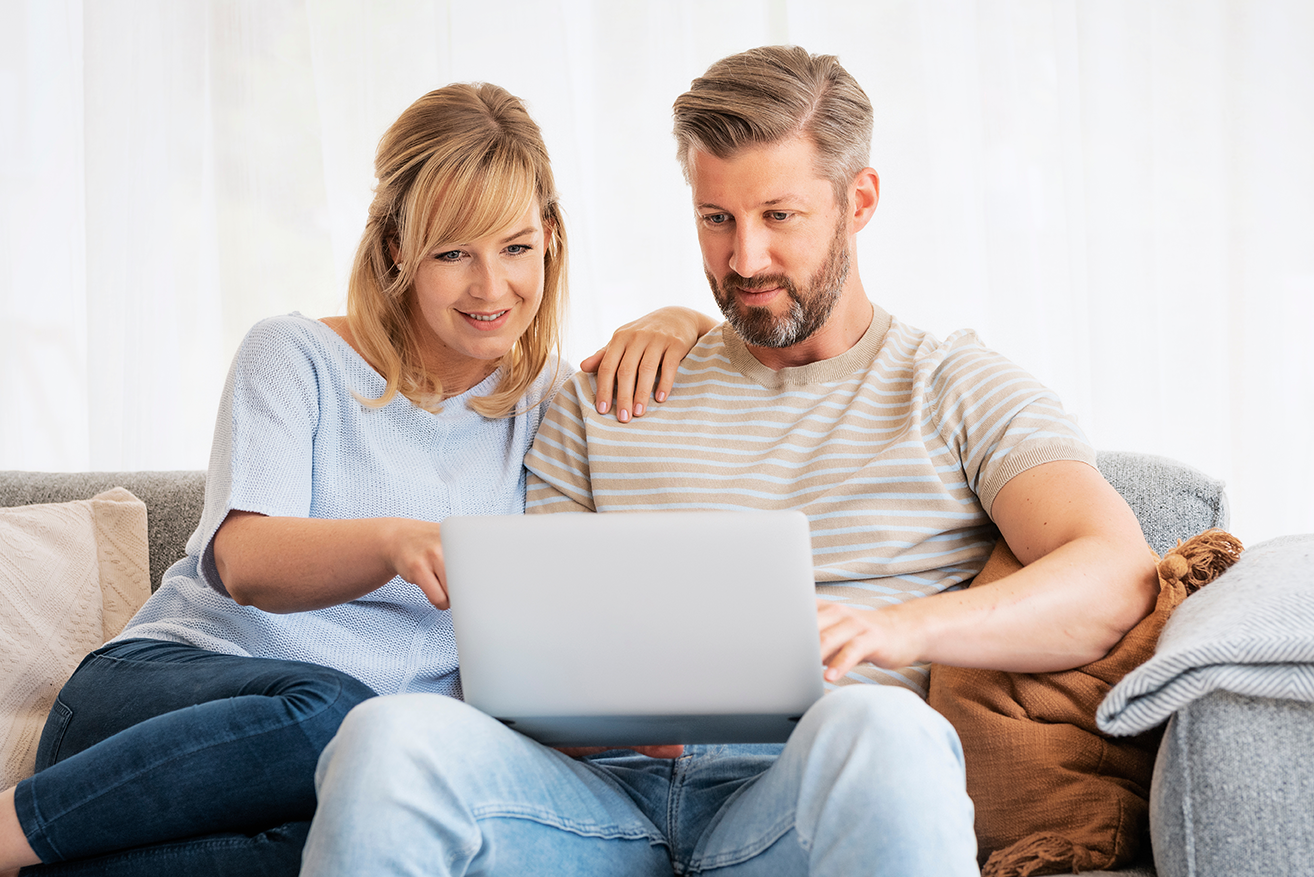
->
xmin=0 ymin=82 xmax=712 ymax=876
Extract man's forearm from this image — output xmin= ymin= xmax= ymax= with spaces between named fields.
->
xmin=819 ymin=459 xmax=1160 ymax=679
xmin=899 ymin=532 xmax=1157 ymax=671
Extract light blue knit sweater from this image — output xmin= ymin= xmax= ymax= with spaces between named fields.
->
xmin=119 ymin=313 xmax=566 ymax=697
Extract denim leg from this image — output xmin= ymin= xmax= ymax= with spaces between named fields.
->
xmin=13 ymin=638 xmax=375 ymax=870
xmin=675 ymin=686 xmax=978 ymax=876
xmin=302 ymin=694 xmax=674 ymax=877
xmin=18 ymin=821 xmax=309 ymax=877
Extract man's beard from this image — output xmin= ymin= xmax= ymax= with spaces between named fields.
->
xmin=706 ymin=218 xmax=850 ymax=350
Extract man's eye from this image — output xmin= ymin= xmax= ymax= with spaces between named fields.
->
xmin=768 ymin=211 xmax=790 ymax=221
xmin=703 ymin=213 xmax=730 ymax=225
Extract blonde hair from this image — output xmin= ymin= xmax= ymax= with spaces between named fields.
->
xmin=672 ymin=46 xmax=873 ymax=204
xmin=347 ymin=82 xmax=567 ymax=418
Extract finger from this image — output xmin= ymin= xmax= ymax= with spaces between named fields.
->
xmin=653 ymin=348 xmax=682 ymax=404
xmin=629 ymin=345 xmax=666 ymax=417
xmin=817 ymin=617 xmax=859 ymax=667
xmin=589 ymin=346 xmax=618 ymax=415
xmin=815 ymin=596 xmax=843 ymax=618
xmin=816 ymin=612 xmax=869 ymax=668
xmin=825 ymin=638 xmax=873 ymax=683
xmin=610 ymin=346 xmax=641 ymax=424
xmin=408 ymin=568 xmax=450 ymax=611
xmin=814 ymin=600 xmax=853 ymax=640
xmin=631 ymin=745 xmax=684 ymax=759
xmin=579 ymin=348 xmax=604 ymax=374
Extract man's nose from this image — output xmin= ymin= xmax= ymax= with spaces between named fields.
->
xmin=729 ymin=225 xmax=771 ymax=278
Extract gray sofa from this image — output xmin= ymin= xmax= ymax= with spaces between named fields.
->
xmin=3 ymin=451 xmax=1311 ymax=877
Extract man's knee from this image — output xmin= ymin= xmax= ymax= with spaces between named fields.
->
xmin=798 ymin=684 xmax=963 ymax=761
xmin=316 ymin=694 xmax=516 ymax=810
xmin=325 ymin=694 xmax=491 ymax=771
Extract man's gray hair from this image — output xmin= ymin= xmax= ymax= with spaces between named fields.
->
xmin=672 ymin=45 xmax=873 ymax=203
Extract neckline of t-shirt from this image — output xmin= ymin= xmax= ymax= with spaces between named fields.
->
xmin=294 ymin=312 xmax=503 ymax=406
xmin=721 ymin=303 xmax=893 ymax=389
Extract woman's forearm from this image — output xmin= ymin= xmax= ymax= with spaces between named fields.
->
xmin=213 ymin=511 xmax=448 ymax=613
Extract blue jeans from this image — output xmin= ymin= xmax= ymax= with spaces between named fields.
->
xmin=301 ymin=685 xmax=978 ymax=876
xmin=14 ymin=638 xmax=376 ymax=876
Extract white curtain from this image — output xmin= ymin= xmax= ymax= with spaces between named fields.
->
xmin=3 ymin=0 xmax=1311 ymax=547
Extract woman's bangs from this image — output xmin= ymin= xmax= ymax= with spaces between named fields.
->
xmin=422 ymin=150 xmax=540 ymax=253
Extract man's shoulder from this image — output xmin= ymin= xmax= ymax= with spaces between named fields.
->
xmin=880 ymin=317 xmax=1024 ymax=381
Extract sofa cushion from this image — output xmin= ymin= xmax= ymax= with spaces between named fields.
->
xmin=0 ymin=488 xmax=152 ymax=786
xmin=0 ymin=470 xmax=205 ymax=592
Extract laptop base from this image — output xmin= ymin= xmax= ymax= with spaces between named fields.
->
xmin=493 ymin=712 xmax=808 ymax=746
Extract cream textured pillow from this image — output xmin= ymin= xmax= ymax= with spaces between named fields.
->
xmin=0 ymin=487 xmax=151 ymax=787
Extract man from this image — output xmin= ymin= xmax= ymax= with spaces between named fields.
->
xmin=301 ymin=46 xmax=1157 ymax=877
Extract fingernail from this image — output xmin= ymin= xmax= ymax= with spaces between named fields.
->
xmin=656 ymin=391 xmax=667 ymax=402
xmin=634 ymin=402 xmax=645 ymax=417
xmin=618 ymin=409 xmax=629 ymax=423
xmin=597 ymin=400 xmax=609 ymax=414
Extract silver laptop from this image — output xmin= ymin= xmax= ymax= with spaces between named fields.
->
xmin=442 ymin=510 xmax=824 ymax=746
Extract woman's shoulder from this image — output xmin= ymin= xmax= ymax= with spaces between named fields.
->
xmin=240 ymin=311 xmax=336 ymax=345
xmin=317 ymin=315 xmax=356 ymax=349
xmin=223 ymin=314 xmax=374 ymax=406
xmin=233 ymin=313 xmax=352 ymax=367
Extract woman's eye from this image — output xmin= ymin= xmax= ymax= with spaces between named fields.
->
xmin=434 ymin=250 xmax=463 ymax=262
xmin=505 ymin=244 xmax=531 ymax=256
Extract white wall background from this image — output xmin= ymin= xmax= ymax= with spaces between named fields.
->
xmin=2 ymin=0 xmax=1311 ymax=549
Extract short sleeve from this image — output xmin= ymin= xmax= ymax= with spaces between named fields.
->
xmin=925 ymin=331 xmax=1096 ymax=517
xmin=192 ymin=317 xmax=329 ymax=594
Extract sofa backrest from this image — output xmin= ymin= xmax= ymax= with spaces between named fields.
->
xmin=0 ymin=471 xmax=205 ymax=591
xmin=1 ymin=452 xmax=1229 ymax=592
xmin=1096 ymin=450 xmax=1230 ymax=555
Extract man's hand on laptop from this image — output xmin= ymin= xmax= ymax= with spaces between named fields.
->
xmin=816 ymin=598 xmax=919 ymax=683
xmin=554 ymin=745 xmax=686 ymax=759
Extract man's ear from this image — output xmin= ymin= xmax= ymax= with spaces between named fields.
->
xmin=849 ymin=168 xmax=880 ymax=233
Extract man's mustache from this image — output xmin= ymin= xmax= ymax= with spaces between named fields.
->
xmin=721 ymin=273 xmax=794 ymax=294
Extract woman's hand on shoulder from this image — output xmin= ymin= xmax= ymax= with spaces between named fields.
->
xmin=581 ymin=307 xmax=716 ymax=423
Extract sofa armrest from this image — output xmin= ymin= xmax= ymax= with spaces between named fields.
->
xmin=1151 ymin=691 xmax=1314 ymax=877
xmin=1097 ymin=533 xmax=1314 ymax=877
xmin=1098 ymin=534 xmax=1314 ymax=735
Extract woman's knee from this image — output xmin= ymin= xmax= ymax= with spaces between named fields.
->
xmin=280 ymin=662 xmax=376 ymax=722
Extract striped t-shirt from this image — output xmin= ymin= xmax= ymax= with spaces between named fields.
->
xmin=524 ymin=305 xmax=1095 ymax=695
